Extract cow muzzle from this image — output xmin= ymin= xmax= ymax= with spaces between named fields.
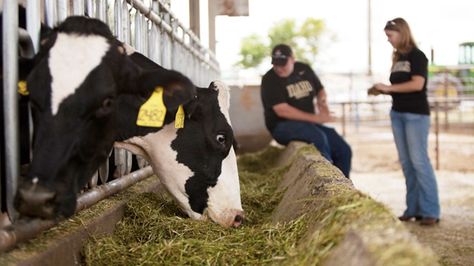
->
xmin=206 ymin=208 xmax=245 ymax=228
xmin=232 ymin=211 xmax=245 ymax=228
xmin=15 ymin=177 xmax=56 ymax=219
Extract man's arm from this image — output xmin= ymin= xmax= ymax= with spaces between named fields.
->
xmin=315 ymin=88 xmax=329 ymax=114
xmin=273 ymin=102 xmax=332 ymax=124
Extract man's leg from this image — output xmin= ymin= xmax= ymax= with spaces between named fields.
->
xmin=271 ymin=121 xmax=332 ymax=162
xmin=315 ymin=124 xmax=352 ymax=177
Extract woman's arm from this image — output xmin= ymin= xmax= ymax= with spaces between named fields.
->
xmin=374 ymin=75 xmax=425 ymax=93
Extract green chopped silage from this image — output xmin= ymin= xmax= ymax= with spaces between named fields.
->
xmin=84 ymin=145 xmax=437 ymax=266
xmin=84 ymin=146 xmax=306 ymax=265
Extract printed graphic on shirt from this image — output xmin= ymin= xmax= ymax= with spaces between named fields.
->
xmin=392 ymin=61 xmax=411 ymax=73
xmin=287 ymin=80 xmax=313 ymax=99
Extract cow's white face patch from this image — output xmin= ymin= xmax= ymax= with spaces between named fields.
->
xmin=49 ymin=33 xmax=110 ymax=115
xmin=207 ymin=80 xmax=244 ymax=226
xmin=213 ymin=80 xmax=232 ymax=124
xmin=206 ymin=146 xmax=243 ymax=225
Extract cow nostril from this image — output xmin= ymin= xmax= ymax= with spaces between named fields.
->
xmin=16 ymin=185 xmax=56 ymax=219
xmin=233 ymin=214 xmax=244 ymax=227
xmin=19 ymin=187 xmax=55 ymax=205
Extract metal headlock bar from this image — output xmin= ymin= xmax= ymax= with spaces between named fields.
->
xmin=1 ymin=0 xmax=220 ymax=251
xmin=0 ymin=166 xmax=154 ymax=252
xmin=2 ymin=0 xmax=20 ymax=224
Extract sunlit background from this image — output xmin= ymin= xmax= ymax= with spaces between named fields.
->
xmin=170 ymin=0 xmax=474 ymax=101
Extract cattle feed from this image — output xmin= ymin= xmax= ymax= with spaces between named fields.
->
xmin=49 ymin=33 xmax=110 ymax=115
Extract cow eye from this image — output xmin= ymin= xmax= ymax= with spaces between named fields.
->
xmin=95 ymin=97 xmax=115 ymax=117
xmin=216 ymin=134 xmax=226 ymax=145
xmin=102 ymin=97 xmax=114 ymax=108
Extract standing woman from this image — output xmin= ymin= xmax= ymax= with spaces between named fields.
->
xmin=373 ymin=18 xmax=440 ymax=225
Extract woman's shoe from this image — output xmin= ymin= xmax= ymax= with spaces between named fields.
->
xmin=398 ymin=215 xmax=422 ymax=222
xmin=419 ymin=217 xmax=440 ymax=226
xmin=398 ymin=216 xmax=412 ymax=221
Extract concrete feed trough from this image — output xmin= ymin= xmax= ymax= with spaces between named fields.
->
xmin=0 ymin=142 xmax=438 ymax=265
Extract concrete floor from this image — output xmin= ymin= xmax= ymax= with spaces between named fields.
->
xmin=347 ymin=127 xmax=474 ymax=266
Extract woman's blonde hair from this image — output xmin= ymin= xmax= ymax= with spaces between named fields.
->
xmin=384 ymin=17 xmax=417 ymax=65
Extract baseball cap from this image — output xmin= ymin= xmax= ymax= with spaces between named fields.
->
xmin=271 ymin=44 xmax=292 ymax=66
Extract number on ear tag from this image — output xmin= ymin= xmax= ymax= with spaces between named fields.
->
xmin=136 ymin=86 xmax=167 ymax=127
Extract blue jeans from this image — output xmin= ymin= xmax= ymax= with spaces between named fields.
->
xmin=271 ymin=121 xmax=352 ymax=178
xmin=390 ymin=110 xmax=440 ymax=219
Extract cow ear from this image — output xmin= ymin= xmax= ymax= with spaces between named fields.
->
xmin=116 ymin=55 xmax=142 ymax=94
xmin=117 ymin=56 xmax=196 ymax=110
xmin=18 ymin=28 xmax=35 ymax=59
xmin=138 ymin=69 xmax=197 ymax=111
xmin=183 ymin=99 xmax=199 ymax=119
xmin=19 ymin=58 xmax=34 ymax=81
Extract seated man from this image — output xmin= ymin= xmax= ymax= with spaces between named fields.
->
xmin=260 ymin=44 xmax=352 ymax=178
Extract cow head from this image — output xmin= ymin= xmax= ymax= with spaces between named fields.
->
xmin=116 ymin=81 xmax=244 ymax=227
xmin=14 ymin=16 xmax=196 ymax=220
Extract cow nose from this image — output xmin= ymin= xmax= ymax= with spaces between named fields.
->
xmin=232 ymin=212 xmax=244 ymax=228
xmin=15 ymin=178 xmax=56 ymax=219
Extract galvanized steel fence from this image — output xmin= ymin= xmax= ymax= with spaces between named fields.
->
xmin=1 ymin=0 xmax=219 ymax=238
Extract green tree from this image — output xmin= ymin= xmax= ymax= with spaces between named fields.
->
xmin=236 ymin=18 xmax=329 ymax=69
xmin=236 ymin=34 xmax=268 ymax=68
xmin=299 ymin=18 xmax=325 ymax=63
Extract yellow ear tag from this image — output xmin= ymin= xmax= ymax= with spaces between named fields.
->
xmin=174 ymin=105 xmax=185 ymax=128
xmin=18 ymin=81 xmax=29 ymax=96
xmin=136 ymin=86 xmax=167 ymax=127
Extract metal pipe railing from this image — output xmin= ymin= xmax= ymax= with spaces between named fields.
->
xmin=57 ymin=0 xmax=68 ymax=23
xmin=0 ymin=166 xmax=154 ymax=253
xmin=44 ymin=0 xmax=57 ymax=27
xmin=2 ymin=0 xmax=20 ymax=222
xmin=72 ymin=0 xmax=85 ymax=16
xmin=148 ymin=0 xmax=160 ymax=63
xmin=1 ymin=0 xmax=221 ymax=249
xmin=332 ymin=97 xmax=474 ymax=171
xmin=86 ymin=0 xmax=94 ymax=17
xmin=26 ymin=0 xmax=41 ymax=53
xmin=126 ymin=0 xmax=220 ymax=83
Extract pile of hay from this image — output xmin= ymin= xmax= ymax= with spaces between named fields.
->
xmin=84 ymin=147 xmax=308 ymax=265
xmin=84 ymin=145 xmax=438 ymax=265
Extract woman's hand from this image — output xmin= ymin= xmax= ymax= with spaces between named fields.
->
xmin=374 ymin=83 xmax=391 ymax=93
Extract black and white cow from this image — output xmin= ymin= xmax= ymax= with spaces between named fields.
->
xmin=13 ymin=16 xmax=196 ymax=220
xmin=115 ymin=63 xmax=243 ymax=226
xmin=114 ymin=50 xmax=243 ymax=227
xmin=13 ymin=16 xmax=243 ymax=227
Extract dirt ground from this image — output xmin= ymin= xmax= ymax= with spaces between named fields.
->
xmin=345 ymin=126 xmax=474 ymax=266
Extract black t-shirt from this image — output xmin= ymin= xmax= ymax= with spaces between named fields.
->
xmin=260 ymin=62 xmax=323 ymax=132
xmin=389 ymin=47 xmax=430 ymax=115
